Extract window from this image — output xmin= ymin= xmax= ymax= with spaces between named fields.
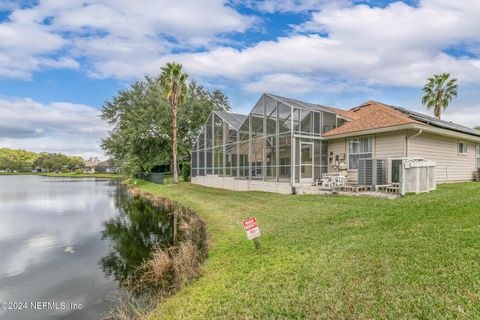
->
xmin=348 ymin=137 xmax=372 ymax=170
xmin=458 ymin=142 xmax=468 ymax=155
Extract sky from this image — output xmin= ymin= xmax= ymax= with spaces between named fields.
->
xmin=1 ymin=0 xmax=480 ymax=158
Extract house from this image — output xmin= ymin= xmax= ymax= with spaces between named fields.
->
xmin=95 ymin=160 xmax=119 ymax=173
xmin=84 ymin=157 xmax=119 ymax=174
xmin=84 ymin=157 xmax=100 ymax=173
xmin=190 ymin=93 xmax=480 ymax=194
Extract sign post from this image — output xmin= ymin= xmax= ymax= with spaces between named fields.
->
xmin=243 ymin=217 xmax=261 ymax=250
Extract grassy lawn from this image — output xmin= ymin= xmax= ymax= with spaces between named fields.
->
xmin=135 ymin=181 xmax=480 ymax=319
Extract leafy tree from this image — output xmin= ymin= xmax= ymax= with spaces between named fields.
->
xmin=422 ymin=73 xmax=458 ymax=119
xmin=101 ymin=76 xmax=229 ymax=177
xmin=0 ymin=148 xmax=85 ymax=171
xmin=181 ymin=161 xmax=191 ymax=182
xmin=0 ymin=148 xmax=37 ymax=170
xmin=67 ymin=156 xmax=85 ymax=169
xmin=33 ymin=152 xmax=85 ymax=171
xmin=158 ymin=62 xmax=189 ymax=184
xmin=101 ymin=77 xmax=172 ymax=177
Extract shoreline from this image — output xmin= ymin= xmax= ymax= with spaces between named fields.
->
xmin=108 ymin=180 xmax=209 ymax=319
xmin=0 ymin=172 xmax=122 ymax=179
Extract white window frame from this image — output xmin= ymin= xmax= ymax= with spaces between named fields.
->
xmin=458 ymin=141 xmax=468 ymax=155
xmin=347 ymin=136 xmax=373 ymax=170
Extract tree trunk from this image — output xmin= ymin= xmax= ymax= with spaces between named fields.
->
xmin=172 ymin=103 xmax=179 ymax=183
xmin=435 ymin=103 xmax=441 ymax=120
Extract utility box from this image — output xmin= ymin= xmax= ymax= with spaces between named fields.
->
xmin=358 ymin=158 xmax=387 ymax=186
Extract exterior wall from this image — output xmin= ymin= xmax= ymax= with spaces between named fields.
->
xmin=408 ymin=132 xmax=476 ymax=183
xmin=328 ymin=130 xmax=477 ymax=185
xmin=191 ymin=176 xmax=294 ymax=194
xmin=374 ymin=131 xmax=406 ymax=159
xmin=327 ymin=138 xmax=346 ymax=170
xmin=374 ymin=131 xmax=406 ymax=183
xmin=328 ymin=131 xmax=406 ymax=184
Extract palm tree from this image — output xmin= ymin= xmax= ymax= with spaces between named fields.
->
xmin=159 ymin=62 xmax=189 ymax=183
xmin=422 ymin=73 xmax=458 ymax=120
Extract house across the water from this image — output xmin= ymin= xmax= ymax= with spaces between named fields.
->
xmin=84 ymin=157 xmax=119 ymax=174
xmin=190 ymin=93 xmax=480 ymax=194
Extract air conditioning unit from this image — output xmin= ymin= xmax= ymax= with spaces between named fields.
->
xmin=358 ymin=159 xmax=387 ymax=186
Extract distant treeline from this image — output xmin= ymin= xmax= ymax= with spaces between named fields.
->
xmin=0 ymin=148 xmax=84 ymax=171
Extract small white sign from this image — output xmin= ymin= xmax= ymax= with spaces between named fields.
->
xmin=243 ymin=217 xmax=261 ymax=240
xmin=246 ymin=227 xmax=261 ymax=240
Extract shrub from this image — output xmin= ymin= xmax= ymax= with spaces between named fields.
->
xmin=75 ymin=169 xmax=83 ymax=174
xmin=61 ymin=168 xmax=70 ymax=173
xmin=181 ymin=161 xmax=191 ymax=182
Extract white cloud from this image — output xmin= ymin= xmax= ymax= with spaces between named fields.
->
xmin=0 ymin=14 xmax=72 ymax=79
xmin=443 ymin=106 xmax=480 ymax=129
xmin=161 ymin=0 xmax=480 ymax=92
xmin=234 ymin=0 xmax=343 ymax=13
xmin=243 ymin=73 xmax=366 ymax=94
xmin=2 ymin=0 xmax=480 ymax=98
xmin=0 ymin=0 xmax=256 ymax=79
xmin=0 ymin=98 xmax=107 ymax=158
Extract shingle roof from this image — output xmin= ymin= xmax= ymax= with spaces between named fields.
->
xmin=97 ymin=160 xmax=115 ymax=167
xmin=323 ymin=100 xmax=480 ymax=138
xmin=323 ymin=101 xmax=422 ymax=137
xmin=322 ymin=106 xmax=360 ymax=120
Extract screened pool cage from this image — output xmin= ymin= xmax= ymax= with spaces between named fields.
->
xmin=191 ymin=93 xmax=346 ymax=185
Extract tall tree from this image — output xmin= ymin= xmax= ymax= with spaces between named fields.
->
xmin=101 ymin=77 xmax=229 ymax=177
xmin=421 ymin=73 xmax=458 ymax=119
xmin=158 ymin=62 xmax=189 ymax=184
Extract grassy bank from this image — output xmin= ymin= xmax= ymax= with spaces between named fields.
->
xmin=135 ymin=181 xmax=480 ymax=319
xmin=40 ymin=172 xmax=122 ymax=179
xmin=0 ymin=172 xmax=35 ymax=175
xmin=0 ymin=172 xmax=121 ymax=178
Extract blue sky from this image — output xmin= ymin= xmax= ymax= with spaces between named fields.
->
xmin=1 ymin=0 xmax=480 ymax=157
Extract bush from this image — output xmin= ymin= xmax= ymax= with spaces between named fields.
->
xmin=181 ymin=161 xmax=191 ymax=182
xmin=75 ymin=168 xmax=83 ymax=174
xmin=61 ymin=168 xmax=70 ymax=173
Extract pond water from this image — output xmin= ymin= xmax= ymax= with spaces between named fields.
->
xmin=0 ymin=175 xmax=174 ymax=320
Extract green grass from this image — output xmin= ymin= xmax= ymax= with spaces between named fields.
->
xmin=0 ymin=172 xmax=34 ymax=175
xmin=135 ymin=181 xmax=480 ymax=319
xmin=40 ymin=172 xmax=122 ymax=178
xmin=0 ymin=172 xmax=122 ymax=178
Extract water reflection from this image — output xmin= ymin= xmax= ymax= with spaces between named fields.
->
xmin=0 ymin=175 xmax=119 ymax=320
xmin=0 ymin=176 xmax=190 ymax=320
xmin=100 ymin=188 xmax=176 ymax=284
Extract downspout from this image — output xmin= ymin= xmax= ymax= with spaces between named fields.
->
xmin=405 ymin=129 xmax=423 ymax=157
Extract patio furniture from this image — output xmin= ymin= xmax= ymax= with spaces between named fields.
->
xmin=318 ymin=173 xmax=347 ymax=188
